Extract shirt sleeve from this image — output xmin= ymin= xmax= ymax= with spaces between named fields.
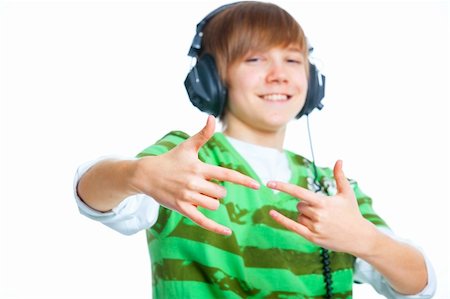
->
xmin=353 ymin=227 xmax=437 ymax=299
xmin=73 ymin=156 xmax=160 ymax=235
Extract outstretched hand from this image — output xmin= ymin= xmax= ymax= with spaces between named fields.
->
xmin=133 ymin=115 xmax=260 ymax=235
xmin=268 ymin=160 xmax=375 ymax=254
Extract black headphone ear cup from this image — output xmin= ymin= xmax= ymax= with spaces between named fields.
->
xmin=296 ymin=62 xmax=325 ymax=118
xmin=184 ymin=54 xmax=227 ymax=117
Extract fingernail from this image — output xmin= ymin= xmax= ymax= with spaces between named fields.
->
xmin=250 ymin=181 xmax=260 ymax=189
xmin=266 ymin=181 xmax=276 ymax=188
xmin=269 ymin=209 xmax=278 ymax=218
xmin=223 ymin=228 xmax=232 ymax=235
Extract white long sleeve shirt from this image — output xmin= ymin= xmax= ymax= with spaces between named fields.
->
xmin=74 ymin=137 xmax=436 ymax=298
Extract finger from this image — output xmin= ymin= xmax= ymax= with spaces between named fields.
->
xmin=193 ymin=180 xmax=227 ymax=199
xmin=266 ymin=181 xmax=320 ymax=206
xmin=297 ymin=201 xmax=315 ymax=218
xmin=269 ymin=209 xmax=312 ymax=239
xmin=206 ymin=165 xmax=260 ymax=190
xmin=189 ymin=192 xmax=220 ymax=210
xmin=333 ymin=160 xmax=353 ymax=195
xmin=182 ymin=204 xmax=232 ymax=235
xmin=297 ymin=214 xmax=315 ymax=232
xmin=188 ymin=115 xmax=216 ymax=152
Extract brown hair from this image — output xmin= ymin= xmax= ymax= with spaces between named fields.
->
xmin=200 ymin=1 xmax=309 ymax=85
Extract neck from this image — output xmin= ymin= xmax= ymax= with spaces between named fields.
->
xmin=222 ymin=118 xmax=286 ymax=150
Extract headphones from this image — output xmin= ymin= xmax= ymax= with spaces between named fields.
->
xmin=184 ymin=2 xmax=325 ymax=119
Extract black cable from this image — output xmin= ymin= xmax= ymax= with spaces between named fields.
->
xmin=306 ymin=116 xmax=333 ymax=299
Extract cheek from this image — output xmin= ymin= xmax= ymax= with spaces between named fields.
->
xmin=238 ymin=69 xmax=260 ymax=85
xmin=295 ymin=71 xmax=308 ymax=92
xmin=299 ymin=67 xmax=308 ymax=83
xmin=228 ymin=75 xmax=257 ymax=97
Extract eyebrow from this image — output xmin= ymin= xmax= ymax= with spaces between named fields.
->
xmin=285 ymin=46 xmax=303 ymax=53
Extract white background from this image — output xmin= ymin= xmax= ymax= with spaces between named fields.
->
xmin=1 ymin=0 xmax=449 ymax=298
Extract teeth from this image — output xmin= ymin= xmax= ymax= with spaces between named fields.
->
xmin=263 ymin=94 xmax=288 ymax=101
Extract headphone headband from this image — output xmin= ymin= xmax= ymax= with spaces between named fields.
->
xmin=188 ymin=2 xmax=242 ymax=57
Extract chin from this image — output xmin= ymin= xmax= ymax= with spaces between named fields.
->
xmin=266 ymin=113 xmax=297 ymax=125
xmin=257 ymin=118 xmax=290 ymax=132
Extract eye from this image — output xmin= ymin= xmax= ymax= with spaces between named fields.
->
xmin=245 ymin=57 xmax=262 ymax=63
xmin=287 ymin=57 xmax=303 ymax=64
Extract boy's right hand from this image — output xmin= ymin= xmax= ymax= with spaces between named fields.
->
xmin=131 ymin=115 xmax=260 ymax=235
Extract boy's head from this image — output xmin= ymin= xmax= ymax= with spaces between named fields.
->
xmin=185 ymin=1 xmax=324 ymax=121
xmin=200 ymin=1 xmax=308 ymax=86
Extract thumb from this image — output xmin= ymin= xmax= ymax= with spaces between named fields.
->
xmin=333 ymin=160 xmax=353 ymax=196
xmin=188 ymin=115 xmax=216 ymax=152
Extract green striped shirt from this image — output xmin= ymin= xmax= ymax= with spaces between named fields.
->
xmin=137 ymin=132 xmax=388 ymax=298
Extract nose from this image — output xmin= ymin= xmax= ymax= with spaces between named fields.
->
xmin=266 ymin=61 xmax=288 ymax=84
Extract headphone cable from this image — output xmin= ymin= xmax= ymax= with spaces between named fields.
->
xmin=306 ymin=115 xmax=333 ymax=299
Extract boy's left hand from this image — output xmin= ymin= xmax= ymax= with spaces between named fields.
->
xmin=267 ymin=160 xmax=376 ymax=255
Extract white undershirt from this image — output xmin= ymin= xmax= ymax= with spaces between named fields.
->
xmin=73 ymin=136 xmax=436 ymax=298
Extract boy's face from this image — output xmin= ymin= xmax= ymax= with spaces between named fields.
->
xmin=225 ymin=46 xmax=308 ymax=133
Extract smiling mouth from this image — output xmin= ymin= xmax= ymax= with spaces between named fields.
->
xmin=260 ymin=94 xmax=291 ymax=101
